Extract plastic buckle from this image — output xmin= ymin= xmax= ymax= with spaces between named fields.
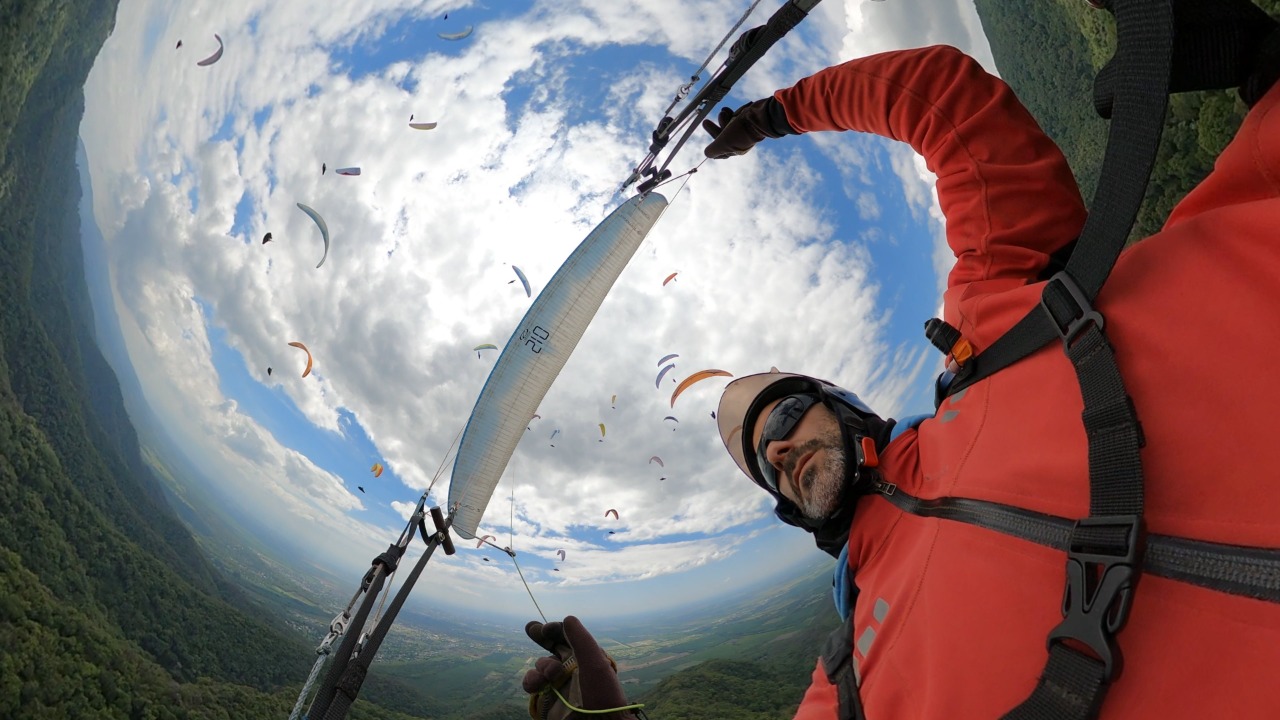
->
xmin=1040 ymin=270 xmax=1105 ymax=349
xmin=1047 ymin=515 xmax=1143 ymax=677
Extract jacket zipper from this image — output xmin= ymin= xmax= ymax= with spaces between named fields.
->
xmin=871 ymin=482 xmax=1280 ymax=603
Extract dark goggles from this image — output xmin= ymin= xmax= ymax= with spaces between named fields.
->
xmin=754 ymin=393 xmax=821 ymax=493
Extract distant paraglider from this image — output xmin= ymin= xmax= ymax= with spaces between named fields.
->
xmin=295 ymin=203 xmax=330 ymax=268
xmin=512 ymin=266 xmax=531 ymax=297
xmin=321 ymin=163 xmax=326 ymax=175
xmin=196 ymin=34 xmax=224 ymax=66
xmin=357 ymin=486 xmax=366 ymax=494
xmin=409 ymin=121 xmax=438 ymax=130
xmin=477 ymin=535 xmax=495 ymax=548
xmin=663 ymin=272 xmax=678 ymax=286
xmin=335 ymin=167 xmax=361 ymax=176
xmin=267 ymin=367 xmax=273 ymax=376
xmin=438 ymin=26 xmax=474 ymax=41
xmin=657 ymin=353 xmax=679 ymax=366
xmin=556 ymin=550 xmax=566 ymax=561
xmin=550 ymin=428 xmax=560 ymax=447
xmin=663 ymin=415 xmax=679 ymax=426
xmin=175 ymin=40 xmax=183 ymax=49
xmin=611 ymin=394 xmax=617 ymax=409
xmin=670 ymin=369 xmax=733 ymax=407
xmin=598 ymin=423 xmax=606 ymax=441
xmin=655 ymin=363 xmax=677 ymax=389
xmin=474 ymin=343 xmax=498 ymax=359
xmin=288 ymin=342 xmax=313 ymax=378
xmin=262 ymin=232 xmax=273 ymax=244
xmin=605 ymin=509 xmax=619 ymax=520
xmin=371 ymin=463 xmax=384 ymax=477
xmin=649 ymin=456 xmax=664 ymax=467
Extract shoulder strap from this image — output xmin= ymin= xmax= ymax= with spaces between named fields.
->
xmin=922 ymin=2 xmax=1275 ymax=719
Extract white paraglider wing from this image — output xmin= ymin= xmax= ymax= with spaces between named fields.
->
xmin=438 ymin=26 xmax=474 ymax=41
xmin=196 ymin=34 xmax=224 ymax=66
xmin=448 ymin=193 xmax=668 ymax=538
xmin=295 ymin=202 xmax=330 ymax=268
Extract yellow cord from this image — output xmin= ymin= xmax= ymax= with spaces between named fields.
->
xmin=547 ymin=684 xmax=645 ymax=715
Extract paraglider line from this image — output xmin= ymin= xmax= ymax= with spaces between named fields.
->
xmin=510 ymin=553 xmax=547 ymax=624
xmin=424 ymin=425 xmax=466 ymax=498
xmin=647 ymin=162 xmax=703 ymax=201
xmin=371 ymin=562 xmax=401 ymax=628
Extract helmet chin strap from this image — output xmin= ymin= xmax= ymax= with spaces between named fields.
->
xmin=790 ymin=397 xmax=896 ymax=558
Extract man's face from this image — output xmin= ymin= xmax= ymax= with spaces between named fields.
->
xmin=751 ymin=398 xmax=847 ymax=521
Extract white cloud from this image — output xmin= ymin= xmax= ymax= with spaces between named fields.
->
xmin=82 ymin=0 xmax=988 ymax=616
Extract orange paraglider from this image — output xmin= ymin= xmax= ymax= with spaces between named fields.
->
xmin=288 ymin=342 xmax=313 ymax=377
xmin=670 ymin=369 xmax=733 ymax=407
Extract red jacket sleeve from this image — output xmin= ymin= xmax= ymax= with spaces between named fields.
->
xmin=773 ymin=45 xmax=1086 ymax=336
xmin=793 ymin=659 xmax=839 ymax=720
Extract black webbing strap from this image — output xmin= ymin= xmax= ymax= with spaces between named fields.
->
xmin=916 ymin=2 xmax=1280 ymax=716
xmin=947 ymin=0 xmax=1174 ymax=399
xmin=320 ymin=533 xmax=446 ymax=720
xmin=945 ymin=0 xmax=1276 ymax=399
xmin=1001 ymin=283 xmax=1146 ymax=719
xmin=307 ymin=548 xmax=401 ymax=719
xmin=994 ymin=1 xmax=1173 ymax=715
xmin=820 ymin=615 xmax=865 ymax=720
xmin=316 ymin=507 xmax=455 ymax=720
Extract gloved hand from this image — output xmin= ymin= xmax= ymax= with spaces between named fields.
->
xmin=702 ymin=97 xmax=797 ymax=159
xmin=522 ymin=616 xmax=642 ymax=719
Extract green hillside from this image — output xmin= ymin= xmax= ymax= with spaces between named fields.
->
xmin=0 ymin=0 xmax=428 ymax=716
xmin=974 ymin=0 xmax=1280 ymax=242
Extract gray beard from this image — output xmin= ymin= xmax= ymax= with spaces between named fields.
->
xmin=785 ymin=432 xmax=847 ymax=521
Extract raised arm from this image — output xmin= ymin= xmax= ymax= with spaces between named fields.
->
xmin=773 ymin=45 xmax=1086 ymax=326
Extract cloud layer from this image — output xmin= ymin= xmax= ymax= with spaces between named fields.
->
xmin=81 ymin=0 xmax=991 ymax=617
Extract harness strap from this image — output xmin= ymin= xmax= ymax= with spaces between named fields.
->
xmin=993 ymin=1 xmax=1177 ymax=714
xmin=820 ymin=616 xmax=866 ymax=720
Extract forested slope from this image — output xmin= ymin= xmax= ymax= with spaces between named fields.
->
xmin=974 ymin=0 xmax=1280 ymax=241
xmin=0 ymin=0 xmax=428 ymax=716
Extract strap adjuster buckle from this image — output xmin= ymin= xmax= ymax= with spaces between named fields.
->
xmin=1041 ymin=270 xmax=1105 ymax=349
xmin=1048 ymin=515 xmax=1143 ymax=677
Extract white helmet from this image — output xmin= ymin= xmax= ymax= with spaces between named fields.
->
xmin=717 ymin=369 xmax=890 ymax=556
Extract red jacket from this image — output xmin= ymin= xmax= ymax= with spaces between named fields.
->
xmin=776 ymin=46 xmax=1280 ymax=718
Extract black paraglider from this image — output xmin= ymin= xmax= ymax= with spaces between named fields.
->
xmin=262 ymin=232 xmax=273 ymax=244
xmin=321 ymin=163 xmax=326 ymax=175
xmin=357 ymin=486 xmax=365 ymax=493
xmin=176 ymin=40 xmax=183 ymax=49
xmin=482 ymin=557 xmax=490 ymax=562
xmin=267 ymin=367 xmax=273 ymax=376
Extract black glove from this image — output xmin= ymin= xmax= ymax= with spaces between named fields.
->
xmin=522 ymin=616 xmax=641 ymax=720
xmin=702 ymin=97 xmax=797 ymax=159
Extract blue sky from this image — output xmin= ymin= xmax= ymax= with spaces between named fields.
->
xmin=79 ymin=0 xmax=994 ymax=621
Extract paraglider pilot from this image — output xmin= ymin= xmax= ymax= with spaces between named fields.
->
xmin=520 ymin=5 xmax=1280 ymax=718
